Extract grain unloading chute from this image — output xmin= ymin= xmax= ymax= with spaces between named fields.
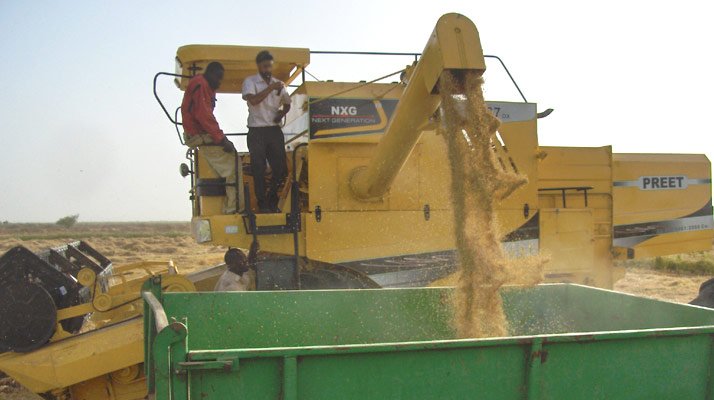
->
xmin=349 ymin=13 xmax=486 ymax=201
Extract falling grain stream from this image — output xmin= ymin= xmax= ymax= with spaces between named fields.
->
xmin=439 ymin=71 xmax=544 ymax=338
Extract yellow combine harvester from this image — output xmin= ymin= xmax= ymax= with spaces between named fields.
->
xmin=0 ymin=13 xmax=712 ymax=399
xmin=171 ymin=17 xmax=712 ymax=290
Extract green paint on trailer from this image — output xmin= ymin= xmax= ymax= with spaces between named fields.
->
xmin=144 ymin=282 xmax=714 ymax=399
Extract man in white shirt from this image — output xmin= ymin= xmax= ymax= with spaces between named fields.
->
xmin=241 ymin=50 xmax=291 ymax=213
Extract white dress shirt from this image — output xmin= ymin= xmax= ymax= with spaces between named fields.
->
xmin=241 ymin=74 xmax=291 ymax=128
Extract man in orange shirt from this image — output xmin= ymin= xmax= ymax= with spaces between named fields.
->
xmin=181 ymin=62 xmax=238 ymax=214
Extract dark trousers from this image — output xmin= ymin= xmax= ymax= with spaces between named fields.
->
xmin=247 ymin=126 xmax=288 ymax=210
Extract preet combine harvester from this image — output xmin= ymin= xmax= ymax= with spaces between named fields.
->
xmin=1 ymin=13 xmax=714 ymax=400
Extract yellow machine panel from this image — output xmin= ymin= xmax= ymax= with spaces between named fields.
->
xmin=537 ymin=146 xmax=623 ymax=287
xmin=613 ymin=153 xmax=713 ymax=259
xmin=175 ymin=45 xmax=309 ymax=93
xmin=540 ymin=209 xmax=595 ymax=274
xmin=0 ymin=319 xmax=144 ymax=393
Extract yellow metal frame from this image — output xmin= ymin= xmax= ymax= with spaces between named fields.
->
xmin=0 ymin=260 xmax=207 ymax=397
xmin=175 ymin=45 xmax=310 ymax=94
xmin=612 ymin=153 xmax=713 ymax=259
xmin=0 ymin=318 xmax=144 ymax=393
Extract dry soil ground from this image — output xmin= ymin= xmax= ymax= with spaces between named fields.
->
xmin=614 ymin=265 xmax=711 ymax=303
xmin=0 ymin=222 xmax=711 ymax=399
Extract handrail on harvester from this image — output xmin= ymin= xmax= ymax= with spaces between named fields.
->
xmin=311 ymin=51 xmax=527 ymax=103
xmin=142 ymin=291 xmax=169 ymax=332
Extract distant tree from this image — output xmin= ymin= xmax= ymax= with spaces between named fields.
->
xmin=1 ymin=221 xmax=8 ymax=225
xmin=56 ymin=214 xmax=79 ymax=228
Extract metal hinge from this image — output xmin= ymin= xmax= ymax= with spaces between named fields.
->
xmin=314 ymin=205 xmax=322 ymax=222
xmin=177 ymin=359 xmax=236 ymax=373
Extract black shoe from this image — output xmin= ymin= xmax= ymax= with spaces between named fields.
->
xmin=258 ymin=207 xmax=272 ymax=214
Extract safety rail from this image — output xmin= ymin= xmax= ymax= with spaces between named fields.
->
xmin=141 ymin=291 xmax=168 ymax=332
xmin=154 ymin=72 xmax=251 ymax=145
xmin=311 ymin=51 xmax=528 ymax=103
xmin=538 ymin=186 xmax=594 ymax=208
xmin=153 ymin=50 xmax=527 ymax=145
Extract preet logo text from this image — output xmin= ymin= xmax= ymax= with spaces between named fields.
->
xmin=639 ymin=176 xmax=687 ymax=190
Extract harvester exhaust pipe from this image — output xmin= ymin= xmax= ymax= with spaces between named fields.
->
xmin=349 ymin=13 xmax=486 ymax=201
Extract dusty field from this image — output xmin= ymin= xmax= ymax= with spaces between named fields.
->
xmin=0 ymin=222 xmax=711 ymax=399
xmin=0 ymin=222 xmax=226 ymax=273
xmin=615 ymin=262 xmax=711 ymax=303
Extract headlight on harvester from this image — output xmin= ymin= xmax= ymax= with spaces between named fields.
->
xmin=179 ymin=163 xmax=191 ymax=178
xmin=192 ymin=219 xmax=212 ymax=243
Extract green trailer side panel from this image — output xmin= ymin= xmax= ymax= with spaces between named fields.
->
xmin=164 ymin=288 xmax=455 ymax=349
xmin=539 ymin=335 xmax=712 ymax=399
xmin=145 ymin=284 xmax=714 ymax=399
xmin=189 ymin=358 xmax=283 ymax=400
xmin=502 ymin=285 xmax=714 ymax=335
xmin=296 ymin=346 xmax=528 ymax=400
xmin=184 ymin=339 xmax=714 ymax=400
xmin=559 ymin=284 xmax=714 ymax=331
xmin=164 ymin=286 xmax=714 ymax=348
xmin=189 ymin=345 xmax=529 ymax=400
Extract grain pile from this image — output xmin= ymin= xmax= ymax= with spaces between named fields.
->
xmin=439 ymin=71 xmax=544 ymax=338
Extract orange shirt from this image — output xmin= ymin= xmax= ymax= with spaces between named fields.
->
xmin=180 ymin=75 xmax=225 ymax=144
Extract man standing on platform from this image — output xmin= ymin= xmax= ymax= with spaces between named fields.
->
xmin=242 ymin=50 xmax=291 ymax=213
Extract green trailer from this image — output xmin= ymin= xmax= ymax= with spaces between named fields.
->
xmin=143 ymin=277 xmax=714 ymax=399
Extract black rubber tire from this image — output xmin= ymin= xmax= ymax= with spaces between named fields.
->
xmin=0 ymin=282 xmax=57 ymax=352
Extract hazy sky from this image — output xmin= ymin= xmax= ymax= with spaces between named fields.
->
xmin=1 ymin=0 xmax=712 ymax=222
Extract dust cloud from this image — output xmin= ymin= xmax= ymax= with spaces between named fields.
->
xmin=438 ymin=71 xmax=545 ymax=338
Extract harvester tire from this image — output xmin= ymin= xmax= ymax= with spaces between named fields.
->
xmin=299 ymin=264 xmax=380 ymax=290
